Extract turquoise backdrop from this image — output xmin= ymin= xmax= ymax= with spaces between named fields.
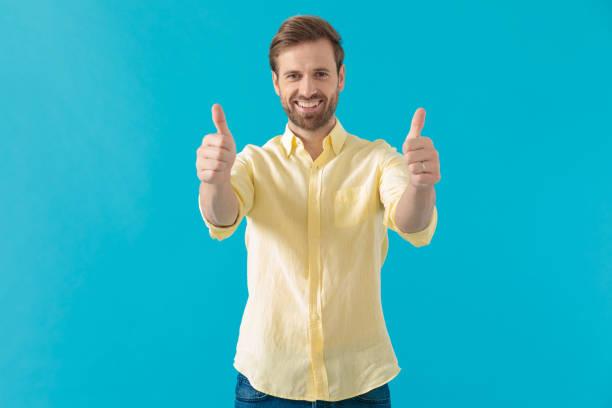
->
xmin=1 ymin=1 xmax=611 ymax=407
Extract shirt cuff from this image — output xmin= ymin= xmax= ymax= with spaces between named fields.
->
xmin=386 ymin=201 xmax=438 ymax=247
xmin=198 ymin=189 xmax=244 ymax=241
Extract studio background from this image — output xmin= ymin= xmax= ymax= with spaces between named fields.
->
xmin=1 ymin=1 xmax=611 ymax=407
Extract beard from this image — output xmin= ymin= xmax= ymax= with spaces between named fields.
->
xmin=281 ymin=89 xmax=339 ymax=131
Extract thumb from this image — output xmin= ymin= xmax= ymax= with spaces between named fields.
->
xmin=212 ymin=103 xmax=232 ymax=137
xmin=406 ymin=107 xmax=426 ymax=139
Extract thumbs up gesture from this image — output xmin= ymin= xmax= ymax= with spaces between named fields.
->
xmin=401 ymin=107 xmax=441 ymax=189
xmin=196 ymin=103 xmax=237 ymax=184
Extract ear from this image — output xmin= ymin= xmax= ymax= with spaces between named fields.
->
xmin=272 ymin=71 xmax=280 ymax=96
xmin=338 ymin=64 xmax=345 ymax=92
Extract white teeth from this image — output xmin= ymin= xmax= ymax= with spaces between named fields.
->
xmin=296 ymin=100 xmax=321 ymax=108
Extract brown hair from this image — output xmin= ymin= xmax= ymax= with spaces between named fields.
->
xmin=269 ymin=15 xmax=344 ymax=75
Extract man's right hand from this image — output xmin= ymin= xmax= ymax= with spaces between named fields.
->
xmin=196 ymin=103 xmax=237 ymax=184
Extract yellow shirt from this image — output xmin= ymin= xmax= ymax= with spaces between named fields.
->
xmin=198 ymin=118 xmax=438 ymax=401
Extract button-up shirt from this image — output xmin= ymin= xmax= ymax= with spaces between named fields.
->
xmin=198 ymin=118 xmax=438 ymax=401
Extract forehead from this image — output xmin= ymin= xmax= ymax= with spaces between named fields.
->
xmin=276 ymin=38 xmax=336 ymax=73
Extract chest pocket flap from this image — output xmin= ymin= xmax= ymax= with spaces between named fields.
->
xmin=334 ymin=184 xmax=375 ymax=228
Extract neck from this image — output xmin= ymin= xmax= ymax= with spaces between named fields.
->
xmin=289 ymin=116 xmax=337 ymax=149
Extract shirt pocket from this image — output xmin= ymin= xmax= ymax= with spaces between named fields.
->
xmin=334 ymin=184 xmax=375 ymax=228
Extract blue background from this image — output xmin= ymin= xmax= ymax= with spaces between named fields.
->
xmin=1 ymin=1 xmax=611 ymax=407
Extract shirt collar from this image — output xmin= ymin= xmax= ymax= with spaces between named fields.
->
xmin=281 ymin=118 xmax=348 ymax=158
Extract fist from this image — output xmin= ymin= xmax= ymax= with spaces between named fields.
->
xmin=196 ymin=103 xmax=237 ymax=184
xmin=401 ymin=107 xmax=441 ymax=189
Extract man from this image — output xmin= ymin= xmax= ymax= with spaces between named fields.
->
xmin=195 ymin=15 xmax=440 ymax=407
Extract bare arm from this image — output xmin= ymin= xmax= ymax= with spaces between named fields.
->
xmin=196 ymin=103 xmax=240 ymax=227
xmin=395 ymin=185 xmax=435 ymax=233
xmin=397 ymin=107 xmax=441 ymax=233
xmin=199 ymin=181 xmax=239 ymax=227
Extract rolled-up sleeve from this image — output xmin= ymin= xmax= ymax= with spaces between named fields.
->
xmin=378 ymin=141 xmax=438 ymax=247
xmin=198 ymin=146 xmax=255 ymax=241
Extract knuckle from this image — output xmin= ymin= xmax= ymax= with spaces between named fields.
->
xmin=204 ymin=133 xmax=220 ymax=144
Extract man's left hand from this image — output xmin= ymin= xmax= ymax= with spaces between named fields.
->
xmin=401 ymin=107 xmax=441 ymax=189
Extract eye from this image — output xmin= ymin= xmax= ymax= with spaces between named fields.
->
xmin=286 ymin=73 xmax=298 ymax=80
xmin=316 ymin=72 xmax=329 ymax=79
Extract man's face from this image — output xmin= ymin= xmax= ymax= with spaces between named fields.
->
xmin=272 ymin=38 xmax=345 ymax=131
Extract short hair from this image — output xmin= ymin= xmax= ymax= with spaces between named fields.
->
xmin=269 ymin=15 xmax=344 ymax=75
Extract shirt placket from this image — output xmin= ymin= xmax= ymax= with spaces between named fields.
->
xmin=307 ymin=152 xmax=330 ymax=399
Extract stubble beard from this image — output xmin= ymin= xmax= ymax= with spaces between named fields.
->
xmin=281 ymin=89 xmax=340 ymax=131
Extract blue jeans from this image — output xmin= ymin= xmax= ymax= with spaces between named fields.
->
xmin=234 ymin=371 xmax=392 ymax=407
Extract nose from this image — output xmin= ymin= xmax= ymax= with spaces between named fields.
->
xmin=298 ymin=75 xmax=318 ymax=99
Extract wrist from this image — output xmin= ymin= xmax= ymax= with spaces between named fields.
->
xmin=407 ymin=184 xmax=435 ymax=194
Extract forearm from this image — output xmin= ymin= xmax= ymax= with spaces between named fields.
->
xmin=394 ymin=185 xmax=436 ymax=233
xmin=199 ymin=181 xmax=239 ymax=227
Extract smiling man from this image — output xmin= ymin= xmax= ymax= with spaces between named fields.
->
xmin=196 ymin=15 xmax=440 ymax=407
xmin=272 ymin=38 xmax=341 ymax=162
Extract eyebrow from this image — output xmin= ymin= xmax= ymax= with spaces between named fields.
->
xmin=283 ymin=68 xmax=331 ymax=76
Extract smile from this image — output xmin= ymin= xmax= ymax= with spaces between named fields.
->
xmin=294 ymin=99 xmax=323 ymax=113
